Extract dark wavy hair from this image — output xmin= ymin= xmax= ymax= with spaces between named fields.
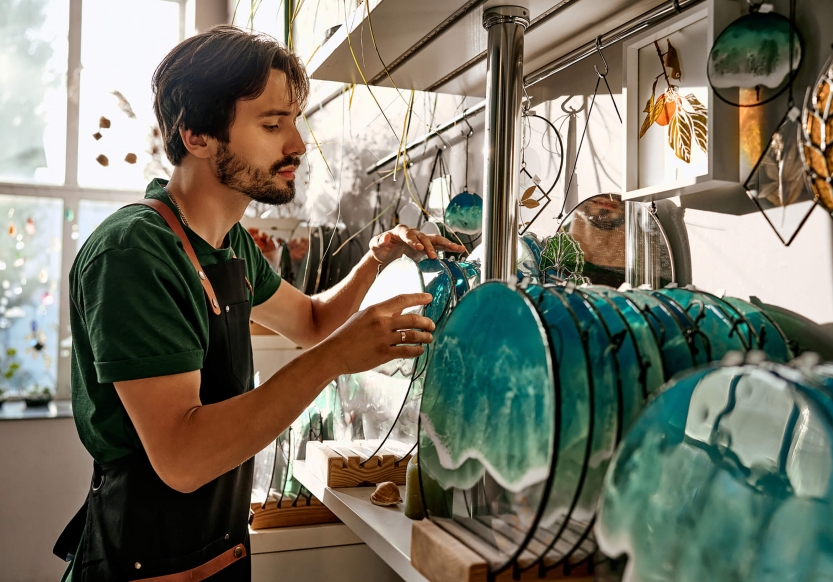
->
xmin=152 ymin=25 xmax=309 ymax=166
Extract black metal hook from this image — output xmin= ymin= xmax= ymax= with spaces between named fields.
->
xmin=461 ymin=117 xmax=474 ymax=139
xmin=594 ymin=36 xmax=609 ymax=79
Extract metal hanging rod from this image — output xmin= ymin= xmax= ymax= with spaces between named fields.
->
xmin=365 ymin=0 xmax=703 ymax=175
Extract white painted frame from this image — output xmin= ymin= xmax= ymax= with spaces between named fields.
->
xmin=622 ymin=0 xmax=739 ymax=202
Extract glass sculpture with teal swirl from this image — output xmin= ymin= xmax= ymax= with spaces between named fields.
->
xmin=624 ymin=290 xmax=695 ymax=380
xmin=723 ymin=297 xmax=793 ymax=362
xmin=520 ymin=285 xmax=592 ymax=568
xmin=655 ymin=288 xmax=748 ymax=362
xmin=444 ymin=191 xmax=483 ymax=236
xmin=419 ymin=282 xmax=557 ymax=571
xmin=597 ymin=362 xmax=833 ymax=582
xmin=457 ymin=260 xmax=481 ymax=291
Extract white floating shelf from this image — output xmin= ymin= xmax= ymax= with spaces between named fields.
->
xmin=307 ymin=0 xmax=666 ymax=96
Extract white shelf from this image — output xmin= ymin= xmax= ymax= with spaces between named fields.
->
xmin=307 ymin=0 xmax=666 ymax=96
xmin=294 ymin=460 xmax=428 ymax=582
xmin=249 ymin=522 xmax=362 ymax=554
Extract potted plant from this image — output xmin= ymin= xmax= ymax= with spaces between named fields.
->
xmin=24 ymin=386 xmax=53 ymax=408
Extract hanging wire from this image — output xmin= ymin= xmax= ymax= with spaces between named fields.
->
xmin=558 ymin=38 xmax=620 ymax=219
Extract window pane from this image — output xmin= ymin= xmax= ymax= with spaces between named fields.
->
xmin=77 ymin=0 xmax=180 ymax=190
xmin=0 ymin=0 xmax=69 ymax=185
xmin=77 ymin=199 xmax=126 ymax=251
xmin=0 ymin=194 xmax=63 ymax=395
xmin=231 ymin=0 xmax=285 ymax=40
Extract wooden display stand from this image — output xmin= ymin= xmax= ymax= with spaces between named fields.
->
xmin=411 ymin=521 xmax=593 ymax=582
xmin=306 ymin=440 xmax=412 ymax=488
xmin=249 ymin=497 xmax=340 ymax=530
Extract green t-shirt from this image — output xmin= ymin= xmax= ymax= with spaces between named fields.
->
xmin=69 ymin=178 xmax=281 ymax=466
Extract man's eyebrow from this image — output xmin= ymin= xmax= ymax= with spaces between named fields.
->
xmin=257 ymin=108 xmax=293 ymax=118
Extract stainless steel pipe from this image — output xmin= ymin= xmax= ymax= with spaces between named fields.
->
xmin=481 ymin=6 xmax=528 ymax=282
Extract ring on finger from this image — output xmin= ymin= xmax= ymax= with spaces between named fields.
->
xmin=400 ymin=330 xmax=407 ymax=343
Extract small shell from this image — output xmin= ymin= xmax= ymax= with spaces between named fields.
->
xmin=370 ymin=481 xmax=402 ymax=506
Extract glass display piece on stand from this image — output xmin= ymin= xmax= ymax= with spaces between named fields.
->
xmin=557 ymin=195 xmax=626 ymax=288
xmin=707 ymin=9 xmax=803 ymax=108
xmin=800 ymin=55 xmax=833 ymax=215
xmin=655 ymin=288 xmax=748 ymax=361
xmin=721 ymin=296 xmax=793 ymax=362
xmin=597 ymin=362 xmax=833 ymax=582
xmin=540 ymin=232 xmax=586 ymax=284
xmin=625 ymin=202 xmax=675 ymax=288
xmin=443 ymin=259 xmax=470 ymax=301
xmin=624 ymin=290 xmax=696 ymax=380
xmin=745 ymin=107 xmax=818 ymax=246
xmin=420 ymin=282 xmax=557 ymax=572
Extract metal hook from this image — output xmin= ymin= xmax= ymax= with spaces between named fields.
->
xmin=594 ymin=36 xmax=609 ymax=78
xmin=462 ymin=117 xmax=474 ymax=139
xmin=522 ymin=83 xmax=532 ymax=112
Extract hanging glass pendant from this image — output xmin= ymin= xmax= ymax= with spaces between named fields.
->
xmin=745 ymin=107 xmax=817 ymax=246
xmin=800 ymin=55 xmax=833 ymax=216
xmin=707 ymin=9 xmax=803 ymax=108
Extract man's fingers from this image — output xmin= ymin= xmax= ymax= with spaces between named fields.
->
xmin=390 ymin=313 xmax=435 ymax=332
xmin=389 ymin=345 xmax=426 ymax=359
xmin=377 ymin=293 xmax=433 ymax=314
xmin=415 ymin=231 xmax=437 ymax=258
xmin=394 ymin=224 xmax=424 ymax=251
xmin=427 ymin=235 xmax=467 ymax=252
xmin=390 ymin=329 xmax=434 ymax=346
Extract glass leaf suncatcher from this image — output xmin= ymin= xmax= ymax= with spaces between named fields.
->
xmin=639 ymin=40 xmax=707 ymax=163
xmin=745 ymin=107 xmax=817 ymax=246
xmin=800 ymin=55 xmax=833 ymax=216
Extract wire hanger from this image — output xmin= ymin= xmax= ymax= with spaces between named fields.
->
xmin=462 ymin=117 xmax=473 ymax=193
xmin=558 ymin=36 xmax=621 ymax=220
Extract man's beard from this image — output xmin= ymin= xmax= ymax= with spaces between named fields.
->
xmin=214 ymin=143 xmax=299 ymax=205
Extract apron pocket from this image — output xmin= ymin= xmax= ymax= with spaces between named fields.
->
xmin=225 ymin=300 xmax=253 ymax=390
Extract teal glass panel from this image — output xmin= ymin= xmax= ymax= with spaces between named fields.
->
xmin=457 ymin=260 xmax=481 ymax=291
xmin=534 ymin=288 xmax=621 ymax=566
xmin=518 ymin=234 xmax=543 ymax=282
xmin=597 ymin=363 xmax=833 ymax=582
xmin=420 ymin=282 xmax=556 ymax=571
xmin=586 ymin=286 xmax=666 ymax=398
xmin=522 ymin=285 xmax=592 ymax=568
xmin=624 ymin=290 xmax=695 ymax=381
xmin=657 ymin=289 xmax=749 ymax=360
xmin=419 ymin=259 xmax=454 ymax=325
xmin=650 ymin=290 xmax=732 ymax=364
xmin=723 ymin=297 xmax=793 ymax=362
xmin=443 ymin=259 xmax=469 ymax=301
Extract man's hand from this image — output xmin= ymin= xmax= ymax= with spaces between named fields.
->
xmin=369 ymin=224 xmax=466 ymax=265
xmin=322 ymin=292 xmax=436 ymax=375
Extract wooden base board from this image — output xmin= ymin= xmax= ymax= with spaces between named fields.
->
xmin=306 ymin=440 xmax=412 ymax=488
xmin=411 ymin=520 xmax=593 ymax=582
xmin=250 ymin=497 xmax=340 ymax=530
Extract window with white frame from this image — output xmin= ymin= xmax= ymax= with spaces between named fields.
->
xmin=0 ymin=0 xmax=192 ymax=401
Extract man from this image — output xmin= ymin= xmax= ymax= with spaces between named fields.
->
xmin=58 ymin=25 xmax=463 ymax=581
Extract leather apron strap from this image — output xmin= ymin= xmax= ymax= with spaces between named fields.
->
xmin=132 ymin=199 xmax=222 ymax=316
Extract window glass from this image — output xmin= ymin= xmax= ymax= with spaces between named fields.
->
xmin=0 ymin=0 xmax=69 ymax=185
xmin=231 ymin=0 xmax=285 ymax=40
xmin=0 ymin=194 xmax=63 ymax=395
xmin=77 ymin=0 xmax=180 ymax=190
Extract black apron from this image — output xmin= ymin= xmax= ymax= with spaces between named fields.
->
xmin=56 ymin=199 xmax=255 ymax=581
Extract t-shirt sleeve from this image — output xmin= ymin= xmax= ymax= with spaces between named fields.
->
xmin=236 ymin=225 xmax=282 ymax=307
xmin=79 ymin=248 xmax=206 ymax=383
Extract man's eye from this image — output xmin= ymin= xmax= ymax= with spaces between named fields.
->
xmin=264 ymin=124 xmax=279 ymax=131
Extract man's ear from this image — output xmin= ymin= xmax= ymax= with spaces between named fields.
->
xmin=179 ymin=127 xmax=213 ymax=160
